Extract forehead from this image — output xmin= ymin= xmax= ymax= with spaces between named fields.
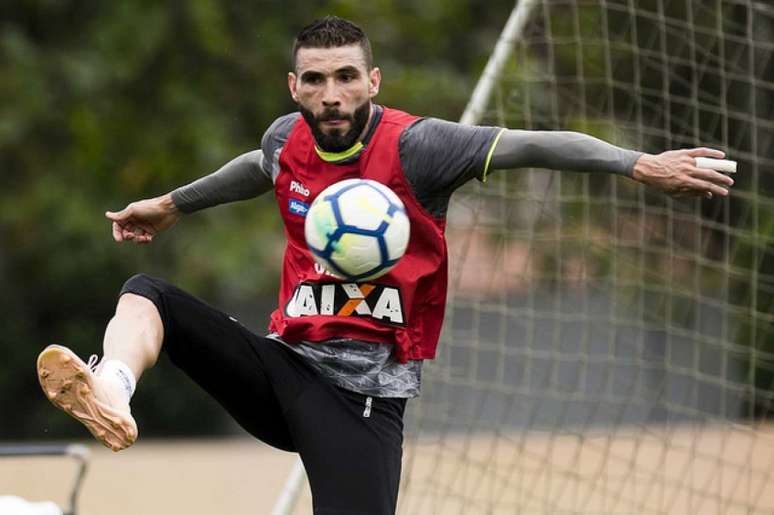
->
xmin=294 ymin=44 xmax=369 ymax=74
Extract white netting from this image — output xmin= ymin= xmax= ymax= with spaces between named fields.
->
xmin=399 ymin=1 xmax=774 ymax=514
xmin=280 ymin=1 xmax=774 ymax=513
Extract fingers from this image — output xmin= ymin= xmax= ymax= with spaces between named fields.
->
xmin=121 ymin=230 xmax=154 ymax=244
xmin=680 ymin=151 xmax=735 ymax=199
xmin=107 ymin=207 xmax=132 ymax=243
xmin=131 ymin=227 xmax=154 ymax=243
xmin=694 ymin=157 xmax=737 ymax=174
xmin=110 ymin=220 xmax=155 ymax=244
xmin=112 ymin=221 xmax=124 ymax=242
xmin=688 ymin=164 xmax=734 ymax=198
xmin=703 ymin=181 xmax=730 ymax=197
xmin=691 ymin=167 xmax=735 ymax=188
xmin=685 ymin=147 xmax=725 ymax=159
xmin=683 ymin=176 xmax=730 ymax=198
xmin=125 ymin=226 xmax=154 ymax=243
xmin=105 ymin=208 xmax=130 ymax=222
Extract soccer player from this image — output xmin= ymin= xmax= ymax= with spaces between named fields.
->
xmin=37 ymin=16 xmax=734 ymax=515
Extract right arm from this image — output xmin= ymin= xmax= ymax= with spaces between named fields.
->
xmin=105 ymin=149 xmax=272 ymax=244
xmin=490 ymin=130 xmax=733 ymax=198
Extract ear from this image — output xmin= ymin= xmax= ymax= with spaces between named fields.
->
xmin=288 ymin=72 xmax=299 ymax=103
xmin=368 ymin=67 xmax=381 ymax=98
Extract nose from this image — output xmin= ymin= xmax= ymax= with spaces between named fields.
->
xmin=321 ymin=78 xmax=341 ymax=108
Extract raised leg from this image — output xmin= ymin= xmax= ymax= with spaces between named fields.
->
xmin=102 ymin=292 xmax=164 ymax=381
xmin=36 ymin=290 xmax=163 ymax=452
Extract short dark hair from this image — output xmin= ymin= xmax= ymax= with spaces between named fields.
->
xmin=292 ymin=16 xmax=373 ymax=70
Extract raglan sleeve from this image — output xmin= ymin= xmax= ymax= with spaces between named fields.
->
xmin=259 ymin=112 xmax=300 ymax=183
xmin=398 ymin=118 xmax=504 ymax=217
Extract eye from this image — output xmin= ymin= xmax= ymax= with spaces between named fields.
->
xmin=337 ymin=70 xmax=360 ymax=83
xmin=302 ymin=74 xmax=324 ymax=85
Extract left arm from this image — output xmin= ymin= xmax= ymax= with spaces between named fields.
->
xmin=490 ymin=130 xmax=734 ymax=198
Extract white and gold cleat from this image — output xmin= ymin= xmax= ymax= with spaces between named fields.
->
xmin=37 ymin=344 xmax=138 ymax=452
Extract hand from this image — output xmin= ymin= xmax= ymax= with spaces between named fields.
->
xmin=105 ymin=193 xmax=181 ymax=244
xmin=632 ymin=148 xmax=735 ymax=199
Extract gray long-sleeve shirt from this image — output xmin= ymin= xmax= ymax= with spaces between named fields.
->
xmin=171 ymin=106 xmax=641 ymax=398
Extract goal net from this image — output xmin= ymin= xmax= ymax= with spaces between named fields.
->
xmin=399 ymin=1 xmax=774 ymax=514
xmin=279 ymin=1 xmax=774 ymax=514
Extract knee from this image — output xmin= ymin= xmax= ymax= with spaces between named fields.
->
xmin=116 ymin=287 xmax=165 ymax=343
xmin=122 ymin=273 xmax=164 ymax=295
xmin=118 ymin=290 xmax=158 ymax=315
xmin=121 ymin=274 xmax=173 ymax=303
xmin=119 ymin=274 xmax=168 ymax=322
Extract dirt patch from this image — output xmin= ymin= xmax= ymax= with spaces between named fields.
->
xmin=0 ymin=439 xmax=300 ymax=515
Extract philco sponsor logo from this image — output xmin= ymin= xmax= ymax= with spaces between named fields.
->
xmin=285 ymin=282 xmax=405 ymax=325
xmin=290 ymin=180 xmax=310 ymax=197
xmin=288 ymin=198 xmax=309 ymax=217
xmin=314 ymin=263 xmax=338 ymax=277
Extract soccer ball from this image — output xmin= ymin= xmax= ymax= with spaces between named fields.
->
xmin=304 ymin=179 xmax=411 ymax=282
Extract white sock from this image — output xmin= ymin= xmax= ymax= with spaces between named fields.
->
xmin=98 ymin=359 xmax=137 ymax=405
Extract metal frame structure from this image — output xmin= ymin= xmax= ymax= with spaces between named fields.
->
xmin=0 ymin=444 xmax=91 ymax=515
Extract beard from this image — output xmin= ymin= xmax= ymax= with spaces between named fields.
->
xmin=300 ymin=101 xmax=371 ymax=153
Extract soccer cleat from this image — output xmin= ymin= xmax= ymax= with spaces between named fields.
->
xmin=37 ymin=344 xmax=138 ymax=452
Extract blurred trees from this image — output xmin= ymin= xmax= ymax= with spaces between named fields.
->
xmin=0 ymin=0 xmax=517 ymax=439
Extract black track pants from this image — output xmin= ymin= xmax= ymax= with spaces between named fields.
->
xmin=121 ymin=273 xmax=406 ymax=515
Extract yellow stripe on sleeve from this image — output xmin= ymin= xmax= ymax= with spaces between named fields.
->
xmin=481 ymin=128 xmax=507 ymax=183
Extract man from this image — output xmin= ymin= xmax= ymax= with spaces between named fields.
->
xmin=37 ymin=16 xmax=733 ymax=515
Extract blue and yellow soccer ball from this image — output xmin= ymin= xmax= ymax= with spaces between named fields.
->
xmin=304 ymin=179 xmax=411 ymax=282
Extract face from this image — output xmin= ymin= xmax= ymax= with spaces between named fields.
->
xmin=289 ymin=44 xmax=381 ymax=152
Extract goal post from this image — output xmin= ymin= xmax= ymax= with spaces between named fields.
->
xmin=460 ymin=0 xmax=541 ymax=126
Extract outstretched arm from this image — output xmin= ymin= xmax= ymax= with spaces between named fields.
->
xmin=106 ymin=149 xmax=271 ymax=244
xmin=489 ymin=130 xmax=734 ymax=198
